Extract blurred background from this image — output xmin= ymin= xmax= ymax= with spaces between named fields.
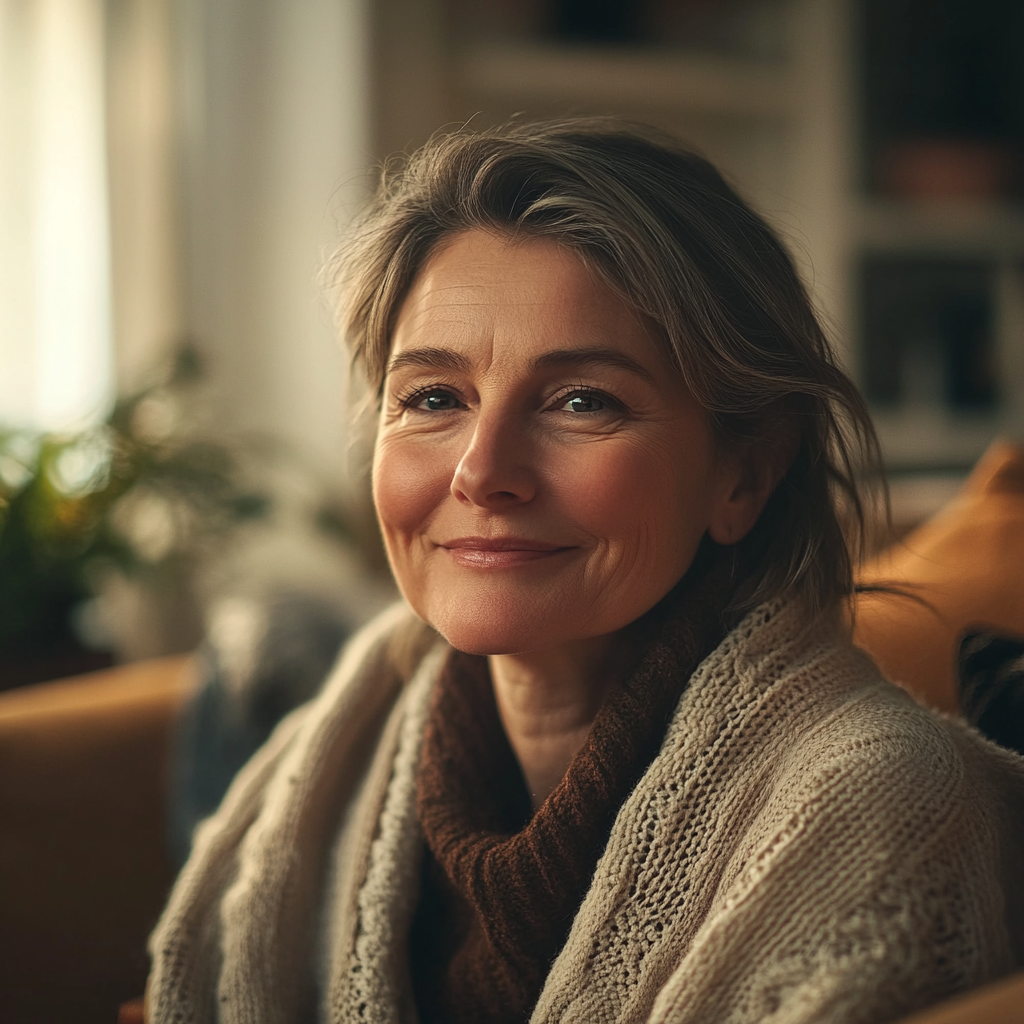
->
xmin=1 ymin=0 xmax=1022 ymax=683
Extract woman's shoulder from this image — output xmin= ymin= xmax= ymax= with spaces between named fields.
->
xmin=690 ymin=593 xmax=1024 ymax=830
xmin=667 ymin=599 xmax=1024 ymax=990
xmin=555 ymin=599 xmax=1023 ymax=1022
xmin=770 ymin=669 xmax=1024 ymax=842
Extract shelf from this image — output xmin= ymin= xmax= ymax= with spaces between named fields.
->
xmin=457 ymin=41 xmax=795 ymax=118
xmin=855 ymin=200 xmax=1024 ymax=258
xmin=871 ymin=406 xmax=1008 ymax=470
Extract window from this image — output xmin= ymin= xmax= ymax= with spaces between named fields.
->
xmin=0 ymin=0 xmax=113 ymax=431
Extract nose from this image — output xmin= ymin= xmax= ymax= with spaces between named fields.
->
xmin=451 ymin=410 xmax=537 ymax=508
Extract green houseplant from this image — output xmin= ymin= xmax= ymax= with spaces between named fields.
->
xmin=0 ymin=349 xmax=271 ymax=688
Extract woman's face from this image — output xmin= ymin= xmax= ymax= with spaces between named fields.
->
xmin=373 ymin=229 xmax=745 ymax=656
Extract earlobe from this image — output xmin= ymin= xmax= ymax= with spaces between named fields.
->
xmin=707 ymin=430 xmax=796 ymax=546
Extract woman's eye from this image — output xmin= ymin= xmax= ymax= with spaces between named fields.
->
xmin=409 ymin=389 xmax=460 ymax=412
xmin=561 ymin=392 xmax=608 ymax=413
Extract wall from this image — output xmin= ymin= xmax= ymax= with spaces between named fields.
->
xmin=175 ymin=0 xmax=370 ymax=491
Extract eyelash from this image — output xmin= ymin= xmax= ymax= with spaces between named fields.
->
xmin=392 ymin=382 xmax=625 ymax=414
xmin=551 ymin=384 xmax=624 ymax=413
xmin=395 ymin=384 xmax=464 ymax=411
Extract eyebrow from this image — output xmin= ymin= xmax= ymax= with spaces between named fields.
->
xmin=531 ymin=348 xmax=655 ymax=384
xmin=385 ymin=347 xmax=472 ymax=377
xmin=383 ymin=345 xmax=656 ymax=384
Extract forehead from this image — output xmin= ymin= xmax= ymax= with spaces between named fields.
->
xmin=390 ymin=229 xmax=666 ymax=364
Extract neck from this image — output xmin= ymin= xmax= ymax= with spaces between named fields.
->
xmin=489 ymin=635 xmax=618 ymax=812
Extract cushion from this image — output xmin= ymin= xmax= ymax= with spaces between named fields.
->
xmin=854 ymin=439 xmax=1024 ymax=714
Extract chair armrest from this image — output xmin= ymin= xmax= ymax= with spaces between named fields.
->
xmin=898 ymin=972 xmax=1024 ymax=1024
xmin=0 ymin=656 xmax=195 ymax=1024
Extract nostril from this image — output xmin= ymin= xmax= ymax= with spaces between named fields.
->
xmin=451 ymin=480 xmax=534 ymax=508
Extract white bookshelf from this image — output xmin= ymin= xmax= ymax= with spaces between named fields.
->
xmin=855 ymin=199 xmax=1024 ymax=470
xmin=371 ymin=0 xmax=1024 ymax=477
xmin=458 ymin=42 xmax=795 ymax=118
xmin=855 ymin=201 xmax=1024 ymax=259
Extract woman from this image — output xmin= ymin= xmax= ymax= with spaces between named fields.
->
xmin=147 ymin=120 xmax=1024 ymax=1024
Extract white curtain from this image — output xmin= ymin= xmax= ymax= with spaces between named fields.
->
xmin=0 ymin=0 xmax=371 ymax=477
xmin=178 ymin=0 xmax=370 ymax=489
xmin=0 ymin=0 xmax=113 ymax=431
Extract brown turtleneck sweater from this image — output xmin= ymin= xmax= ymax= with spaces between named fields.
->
xmin=410 ymin=554 xmax=735 ymax=1024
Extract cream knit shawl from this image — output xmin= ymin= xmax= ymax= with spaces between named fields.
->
xmin=148 ymin=597 xmax=1024 ymax=1024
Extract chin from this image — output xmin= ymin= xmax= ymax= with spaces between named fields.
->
xmin=427 ymin=611 xmax=540 ymax=657
xmin=418 ymin=589 xmax=576 ymax=656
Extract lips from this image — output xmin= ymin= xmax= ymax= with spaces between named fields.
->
xmin=440 ymin=536 xmax=574 ymax=567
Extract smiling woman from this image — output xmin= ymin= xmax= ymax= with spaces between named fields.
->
xmin=375 ymin=229 xmax=749 ymax=810
xmin=376 ymin=230 xmax=747 ymax=663
xmin=146 ymin=120 xmax=1024 ymax=1024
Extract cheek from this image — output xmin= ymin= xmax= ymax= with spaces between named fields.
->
xmin=557 ymin=439 xmax=713 ymax=551
xmin=566 ymin=457 xmax=643 ymax=534
xmin=372 ymin=435 xmax=451 ymax=544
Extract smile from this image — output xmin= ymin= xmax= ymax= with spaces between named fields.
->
xmin=439 ymin=537 xmax=575 ymax=568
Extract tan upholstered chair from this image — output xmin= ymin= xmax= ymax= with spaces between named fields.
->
xmin=0 ymin=657 xmax=194 ymax=1024
xmin=855 ymin=439 xmax=1024 ymax=713
xmin=897 ymin=972 xmax=1024 ymax=1024
xmin=3 ymin=440 xmax=1024 ymax=1022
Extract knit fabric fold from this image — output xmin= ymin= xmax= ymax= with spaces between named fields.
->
xmin=411 ymin=555 xmax=735 ymax=1024
xmin=145 ymin=591 xmax=1024 ymax=1024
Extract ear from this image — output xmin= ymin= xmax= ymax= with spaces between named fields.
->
xmin=707 ymin=422 xmax=799 ymax=546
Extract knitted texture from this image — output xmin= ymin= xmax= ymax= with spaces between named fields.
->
xmin=411 ymin=560 xmax=733 ymax=1023
xmin=147 ymin=597 xmax=1024 ymax=1024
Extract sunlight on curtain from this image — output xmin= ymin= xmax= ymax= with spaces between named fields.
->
xmin=0 ymin=0 xmax=113 ymax=431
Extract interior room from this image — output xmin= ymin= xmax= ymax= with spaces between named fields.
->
xmin=1 ymin=1 xmax=1022 ymax=1021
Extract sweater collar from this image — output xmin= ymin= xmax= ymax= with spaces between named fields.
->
xmin=411 ymin=548 xmax=736 ymax=1024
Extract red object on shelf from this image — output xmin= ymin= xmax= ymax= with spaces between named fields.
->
xmin=117 ymin=999 xmax=145 ymax=1024
xmin=877 ymin=138 xmax=1016 ymax=200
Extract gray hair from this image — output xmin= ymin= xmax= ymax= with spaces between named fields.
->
xmin=326 ymin=118 xmax=882 ymax=620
